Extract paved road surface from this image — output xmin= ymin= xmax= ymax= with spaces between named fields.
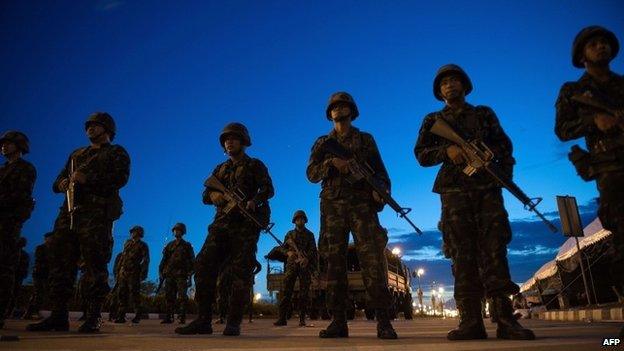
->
xmin=1 ymin=317 xmax=621 ymax=350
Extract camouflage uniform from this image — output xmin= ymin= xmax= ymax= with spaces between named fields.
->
xmin=116 ymin=232 xmax=149 ymax=321
xmin=0 ymin=132 xmax=36 ymax=325
xmin=7 ymin=246 xmax=30 ymax=316
xmin=307 ymin=92 xmax=396 ymax=339
xmin=555 ymin=26 xmax=624 ymax=298
xmin=25 ymin=237 xmax=51 ymax=317
xmin=275 ymin=219 xmax=318 ymax=325
xmin=160 ymin=236 xmax=194 ymax=321
xmin=415 ymin=64 xmax=533 ymax=340
xmin=105 ymin=252 xmax=123 ymax=321
xmin=28 ymin=113 xmax=130 ymax=332
xmin=215 ymin=267 xmax=233 ymax=323
xmin=180 ymin=149 xmax=273 ymax=335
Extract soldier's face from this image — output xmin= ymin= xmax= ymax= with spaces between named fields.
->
xmin=173 ymin=229 xmax=183 ymax=238
xmin=583 ymin=36 xmax=613 ymax=65
xmin=330 ymin=103 xmax=352 ymax=122
xmin=1 ymin=141 xmax=17 ymax=157
xmin=131 ymin=231 xmax=141 ymax=240
xmin=86 ymin=123 xmax=109 ymax=142
xmin=295 ymin=217 xmax=306 ymax=228
xmin=440 ymin=75 xmax=465 ymax=101
xmin=224 ymin=136 xmax=243 ymax=155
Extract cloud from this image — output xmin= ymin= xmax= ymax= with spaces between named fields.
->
xmin=96 ymin=0 xmax=124 ymax=12
xmin=508 ymin=245 xmax=559 ymax=256
xmin=403 ymin=246 xmax=445 ymax=261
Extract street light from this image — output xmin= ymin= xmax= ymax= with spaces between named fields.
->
xmin=415 ymin=268 xmax=425 ymax=314
xmin=391 ymin=247 xmax=402 ymax=256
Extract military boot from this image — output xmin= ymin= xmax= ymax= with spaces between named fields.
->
xmin=375 ymin=309 xmax=398 ymax=339
xmin=491 ymin=295 xmax=535 ymax=340
xmin=319 ymin=311 xmax=348 ymax=338
xmin=223 ymin=314 xmax=242 ymax=336
xmin=299 ymin=310 xmax=306 ymax=327
xmin=447 ymin=298 xmax=487 ymax=340
xmin=178 ymin=313 xmax=186 ymax=324
xmin=26 ymin=310 xmax=69 ymax=331
xmin=161 ymin=314 xmax=173 ymax=324
xmin=78 ymin=313 xmax=102 ymax=333
xmin=175 ymin=315 xmax=213 ymax=335
xmin=273 ymin=317 xmax=287 ymax=326
xmin=131 ymin=310 xmax=141 ymax=324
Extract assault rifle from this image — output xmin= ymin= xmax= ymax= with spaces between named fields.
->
xmin=429 ymin=118 xmax=558 ymax=233
xmin=318 ymin=138 xmax=423 ymax=235
xmin=285 ymin=236 xmax=309 ymax=267
xmin=571 ymin=93 xmax=623 ymax=131
xmin=204 ymin=175 xmax=284 ymax=245
xmin=67 ymin=159 xmax=77 ymax=230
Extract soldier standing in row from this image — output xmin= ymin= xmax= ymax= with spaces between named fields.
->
xmin=307 ymin=92 xmax=398 ymax=339
xmin=23 ymin=232 xmax=53 ymax=320
xmin=415 ymin=64 xmax=534 ymax=340
xmin=27 ymin=112 xmax=130 ymax=333
xmin=114 ymin=225 xmax=150 ymax=324
xmin=6 ymin=237 xmax=30 ymax=318
xmin=0 ymin=131 xmax=36 ymax=329
xmin=555 ymin=26 xmax=624 ymax=338
xmin=159 ymin=222 xmax=195 ymax=324
xmin=176 ymin=122 xmax=274 ymax=336
xmin=274 ymin=210 xmax=318 ymax=327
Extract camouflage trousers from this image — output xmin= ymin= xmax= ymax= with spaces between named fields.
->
xmin=320 ymin=198 xmax=391 ymax=312
xmin=0 ymin=217 xmax=24 ymax=319
xmin=27 ymin=273 xmax=48 ymax=312
xmin=164 ymin=275 xmax=189 ymax=316
xmin=278 ymin=263 xmax=312 ymax=317
xmin=47 ymin=205 xmax=114 ymax=313
xmin=194 ymin=215 xmax=260 ymax=325
xmin=116 ymin=273 xmax=142 ymax=315
xmin=596 ymin=171 xmax=624 ymax=292
xmin=439 ymin=188 xmax=519 ymax=300
xmin=216 ymin=268 xmax=232 ymax=320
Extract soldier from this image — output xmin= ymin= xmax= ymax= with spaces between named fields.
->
xmin=307 ymin=92 xmax=398 ymax=339
xmin=0 ymin=130 xmax=36 ymax=329
xmin=7 ymin=237 xmax=30 ymax=318
xmin=415 ymin=64 xmax=534 ymax=340
xmin=159 ymin=222 xmax=195 ymax=324
xmin=27 ymin=112 xmax=130 ymax=333
xmin=24 ymin=232 xmax=54 ymax=320
xmin=554 ymin=26 xmax=624 ymax=338
xmin=175 ymin=122 xmax=274 ymax=336
xmin=114 ymin=225 xmax=150 ymax=324
xmin=274 ymin=210 xmax=319 ymax=327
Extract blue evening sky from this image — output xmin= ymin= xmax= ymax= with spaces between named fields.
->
xmin=2 ymin=0 xmax=623 ymax=300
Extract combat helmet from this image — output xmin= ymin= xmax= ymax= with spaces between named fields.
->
xmin=129 ymin=225 xmax=145 ymax=237
xmin=292 ymin=210 xmax=308 ymax=223
xmin=433 ymin=64 xmax=473 ymax=101
xmin=325 ymin=91 xmax=359 ymax=121
xmin=171 ymin=222 xmax=187 ymax=235
xmin=85 ymin=112 xmax=117 ymax=141
xmin=219 ymin=122 xmax=251 ymax=147
xmin=572 ymin=25 xmax=619 ymax=68
xmin=0 ymin=130 xmax=30 ymax=154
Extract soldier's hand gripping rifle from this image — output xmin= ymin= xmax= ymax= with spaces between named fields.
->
xmin=318 ymin=138 xmax=423 ymax=235
xmin=67 ymin=158 xmax=77 ymax=230
xmin=204 ymin=175 xmax=285 ymax=246
xmin=571 ymin=93 xmax=624 ymax=131
xmin=285 ymin=237 xmax=308 ymax=267
xmin=429 ymin=118 xmax=558 ymax=233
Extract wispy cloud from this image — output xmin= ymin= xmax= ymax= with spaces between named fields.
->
xmin=403 ymin=246 xmax=445 ymax=261
xmin=96 ymin=0 xmax=124 ymax=12
xmin=508 ymin=245 xmax=559 ymax=256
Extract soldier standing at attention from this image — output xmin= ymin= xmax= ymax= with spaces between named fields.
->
xmin=27 ymin=112 xmax=130 ymax=333
xmin=555 ymin=26 xmax=624 ymax=338
xmin=0 ymin=131 xmax=36 ymax=329
xmin=274 ymin=210 xmax=318 ymax=327
xmin=114 ymin=225 xmax=149 ymax=324
xmin=23 ymin=232 xmax=54 ymax=320
xmin=176 ymin=122 xmax=274 ymax=336
xmin=307 ymin=92 xmax=398 ymax=339
xmin=159 ymin=222 xmax=195 ymax=324
xmin=415 ymin=64 xmax=534 ymax=340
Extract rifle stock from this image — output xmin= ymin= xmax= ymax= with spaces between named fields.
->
xmin=429 ymin=118 xmax=558 ymax=233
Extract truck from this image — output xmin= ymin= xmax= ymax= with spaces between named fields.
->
xmin=266 ymin=244 xmax=414 ymax=320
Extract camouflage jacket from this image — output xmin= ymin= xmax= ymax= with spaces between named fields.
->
xmin=0 ymin=158 xmax=36 ymax=220
xmin=307 ymin=126 xmax=390 ymax=201
xmin=415 ymin=103 xmax=515 ymax=193
xmin=118 ymin=239 xmax=149 ymax=280
xmin=159 ymin=238 xmax=195 ymax=278
xmin=283 ymin=228 xmax=318 ymax=271
xmin=203 ymin=154 xmax=274 ymax=224
xmin=555 ymin=71 xmax=624 ymax=173
xmin=31 ymin=243 xmax=48 ymax=280
xmin=53 ymin=143 xmax=130 ymax=217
